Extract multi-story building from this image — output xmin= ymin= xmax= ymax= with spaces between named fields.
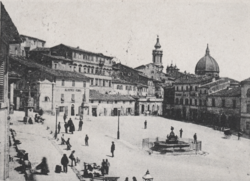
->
xmin=207 ymin=86 xmax=241 ymax=130
xmin=9 ymin=55 xmax=90 ymax=117
xmin=112 ymin=63 xmax=163 ymax=115
xmin=0 ymin=3 xmax=21 ymax=181
xmin=9 ymin=34 xmax=46 ymax=56
xmin=240 ymin=78 xmax=250 ymax=134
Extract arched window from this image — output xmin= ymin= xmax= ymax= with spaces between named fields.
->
xmin=175 ymin=98 xmax=179 ymax=104
xmin=247 ymin=104 xmax=250 ymax=113
xmin=44 ymin=96 xmax=50 ymax=102
xmin=180 ymin=98 xmax=183 ymax=105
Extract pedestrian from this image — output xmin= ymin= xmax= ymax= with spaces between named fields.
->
xmin=180 ymin=128 xmax=183 ymax=138
xmin=69 ymin=150 xmax=76 ymax=167
xmin=58 ymin=122 xmax=61 ymax=134
xmin=68 ymin=118 xmax=75 ymax=134
xmin=85 ymin=135 xmax=89 ymax=146
xmin=101 ymin=159 xmax=106 ymax=175
xmin=61 ymin=134 xmax=66 ymax=145
xmin=61 ymin=154 xmax=69 ymax=173
xmin=63 ymin=113 xmax=67 ymax=122
xmin=78 ymin=119 xmax=83 ymax=131
xmin=111 ymin=142 xmax=115 ymax=157
xmin=144 ymin=120 xmax=147 ymax=129
xmin=238 ymin=131 xmax=241 ymax=140
xmin=66 ymin=138 xmax=71 ymax=150
xmin=106 ymin=159 xmax=110 ymax=175
xmin=35 ymin=157 xmax=49 ymax=175
xmin=64 ymin=121 xmax=68 ymax=134
xmin=193 ymin=133 xmax=197 ymax=144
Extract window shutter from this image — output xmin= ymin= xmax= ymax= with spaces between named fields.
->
xmin=0 ymin=61 xmax=5 ymax=102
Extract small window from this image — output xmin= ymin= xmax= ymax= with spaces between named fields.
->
xmin=115 ymin=101 xmax=117 ymax=104
xmin=79 ymin=67 xmax=81 ymax=72
xmin=195 ymin=99 xmax=197 ymax=106
xmin=62 ymin=80 xmax=65 ymax=86
xmin=212 ymin=99 xmax=215 ymax=107
xmin=72 ymin=80 xmax=75 ymax=86
xmin=185 ymin=99 xmax=188 ymax=105
xmin=44 ymin=96 xmax=50 ymax=102
xmin=59 ymin=106 xmax=64 ymax=112
xmin=190 ymin=99 xmax=192 ymax=105
xmin=199 ymin=99 xmax=202 ymax=106
xmin=222 ymin=99 xmax=225 ymax=107
xmin=195 ymin=86 xmax=198 ymax=91
xmin=175 ymin=98 xmax=179 ymax=104
xmin=83 ymin=82 xmax=86 ymax=87
xmin=71 ymin=94 xmax=75 ymax=102
xmin=233 ymin=100 xmax=236 ymax=108
xmin=247 ymin=104 xmax=250 ymax=113
xmin=246 ymin=122 xmax=250 ymax=130
xmin=54 ymin=64 xmax=57 ymax=69
xmin=91 ymin=100 xmax=94 ymax=103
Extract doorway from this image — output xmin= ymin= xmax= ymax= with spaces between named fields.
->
xmin=113 ymin=108 xmax=118 ymax=116
xmin=141 ymin=105 xmax=144 ymax=114
xmin=92 ymin=108 xmax=97 ymax=117
xmin=71 ymin=104 xmax=74 ymax=116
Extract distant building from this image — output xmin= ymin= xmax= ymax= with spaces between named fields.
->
xmin=195 ymin=45 xmax=220 ymax=77
xmin=9 ymin=34 xmax=46 ymax=57
xmin=240 ymin=78 xmax=250 ymax=134
xmin=9 ymin=55 xmax=90 ymax=116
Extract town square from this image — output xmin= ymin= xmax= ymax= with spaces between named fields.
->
xmin=1 ymin=0 xmax=250 ymax=181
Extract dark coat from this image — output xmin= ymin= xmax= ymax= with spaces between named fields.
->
xmin=79 ymin=120 xmax=83 ymax=126
xmin=61 ymin=155 xmax=69 ymax=166
xmin=70 ymin=124 xmax=75 ymax=132
xmin=69 ymin=153 xmax=75 ymax=160
xmin=111 ymin=144 xmax=115 ymax=152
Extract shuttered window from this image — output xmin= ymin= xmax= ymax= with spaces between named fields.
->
xmin=0 ymin=61 xmax=4 ymax=102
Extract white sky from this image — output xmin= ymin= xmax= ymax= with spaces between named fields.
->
xmin=4 ymin=0 xmax=250 ymax=81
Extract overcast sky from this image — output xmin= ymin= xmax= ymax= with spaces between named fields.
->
xmin=4 ymin=0 xmax=250 ymax=81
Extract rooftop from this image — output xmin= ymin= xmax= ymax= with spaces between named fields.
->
xmin=89 ymin=90 xmax=135 ymax=101
xmin=112 ymin=79 xmax=137 ymax=85
xmin=20 ymin=34 xmax=46 ymax=43
xmin=51 ymin=44 xmax=113 ymax=59
xmin=9 ymin=55 xmax=89 ymax=81
xmin=201 ymin=78 xmax=229 ymax=88
xmin=30 ymin=47 xmax=50 ymax=52
xmin=208 ymin=87 xmax=241 ymax=97
xmin=42 ymin=54 xmax=73 ymax=62
xmin=175 ymin=75 xmax=213 ymax=84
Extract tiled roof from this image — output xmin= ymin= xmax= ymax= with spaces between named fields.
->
xmin=208 ymin=87 xmax=241 ymax=97
xmin=221 ymin=77 xmax=239 ymax=85
xmin=175 ymin=75 xmax=213 ymax=84
xmin=9 ymin=55 xmax=89 ymax=81
xmin=201 ymin=78 xmax=229 ymax=88
xmin=30 ymin=47 xmax=50 ymax=52
xmin=89 ymin=90 xmax=135 ymax=101
xmin=51 ymin=44 xmax=113 ymax=59
xmin=112 ymin=79 xmax=137 ymax=85
xmin=42 ymin=54 xmax=72 ymax=62
xmin=20 ymin=34 xmax=46 ymax=43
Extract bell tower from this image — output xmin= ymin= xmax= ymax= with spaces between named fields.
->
xmin=152 ymin=35 xmax=163 ymax=71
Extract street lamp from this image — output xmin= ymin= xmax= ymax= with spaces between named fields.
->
xmin=117 ymin=108 xmax=121 ymax=139
xmin=142 ymin=170 xmax=153 ymax=181
xmin=54 ymin=105 xmax=59 ymax=139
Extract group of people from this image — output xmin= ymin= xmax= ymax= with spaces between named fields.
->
xmin=60 ymin=150 xmax=77 ymax=173
xmin=101 ymin=159 xmax=110 ymax=175
xmin=64 ymin=118 xmax=75 ymax=134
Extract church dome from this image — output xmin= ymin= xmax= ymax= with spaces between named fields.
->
xmin=195 ymin=45 xmax=219 ymax=76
